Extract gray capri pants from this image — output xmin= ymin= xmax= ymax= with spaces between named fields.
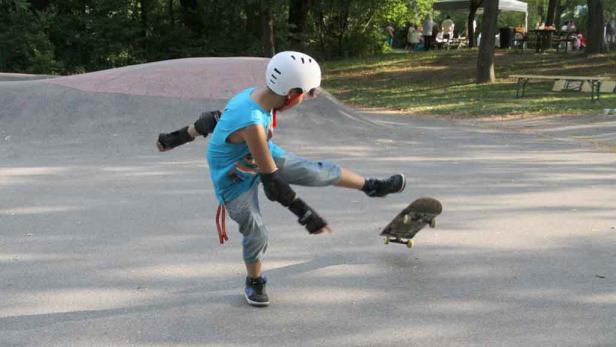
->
xmin=224 ymin=152 xmax=342 ymax=263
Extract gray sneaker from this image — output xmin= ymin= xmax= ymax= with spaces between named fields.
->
xmin=244 ymin=276 xmax=269 ymax=307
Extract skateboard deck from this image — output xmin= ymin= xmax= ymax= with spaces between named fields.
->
xmin=380 ymin=197 xmax=442 ymax=248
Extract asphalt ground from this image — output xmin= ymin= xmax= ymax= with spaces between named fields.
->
xmin=1 ymin=60 xmax=615 ymax=346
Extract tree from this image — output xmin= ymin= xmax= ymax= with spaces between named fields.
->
xmin=545 ymin=0 xmax=559 ymax=26
xmin=476 ymin=0 xmax=499 ymax=83
xmin=246 ymin=0 xmax=275 ymax=57
xmin=586 ymin=0 xmax=605 ymax=54
xmin=467 ymin=0 xmax=483 ymax=48
xmin=0 ymin=0 xmax=435 ymax=73
xmin=288 ymin=0 xmax=311 ymax=51
xmin=261 ymin=0 xmax=275 ymax=57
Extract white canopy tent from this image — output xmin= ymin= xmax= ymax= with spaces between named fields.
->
xmin=433 ymin=0 xmax=529 ymax=30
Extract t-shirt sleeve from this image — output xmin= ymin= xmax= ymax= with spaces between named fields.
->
xmin=234 ymin=109 xmax=268 ymax=133
xmin=221 ymin=109 xmax=270 ymax=138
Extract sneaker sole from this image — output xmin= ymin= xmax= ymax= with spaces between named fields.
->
xmin=244 ymin=292 xmax=270 ymax=307
xmin=398 ymin=173 xmax=406 ymax=193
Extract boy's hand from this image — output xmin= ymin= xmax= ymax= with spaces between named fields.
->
xmin=313 ymin=225 xmax=333 ymax=235
xmin=156 ymin=140 xmax=171 ymax=152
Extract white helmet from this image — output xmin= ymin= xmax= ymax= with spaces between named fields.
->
xmin=265 ymin=51 xmax=321 ymax=96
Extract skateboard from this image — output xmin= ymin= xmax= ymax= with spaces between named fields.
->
xmin=380 ymin=197 xmax=442 ymax=248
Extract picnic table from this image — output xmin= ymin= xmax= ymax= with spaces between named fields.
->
xmin=530 ymin=29 xmax=556 ymax=53
xmin=510 ymin=74 xmax=612 ymax=101
xmin=528 ymin=29 xmax=578 ymax=53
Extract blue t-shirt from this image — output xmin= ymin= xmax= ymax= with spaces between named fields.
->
xmin=207 ymin=88 xmax=285 ymax=203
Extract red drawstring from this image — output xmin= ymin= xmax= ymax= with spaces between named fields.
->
xmin=272 ymin=109 xmax=277 ymax=128
xmin=216 ymin=204 xmax=228 ymax=244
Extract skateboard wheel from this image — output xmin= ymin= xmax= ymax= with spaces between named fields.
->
xmin=403 ymin=214 xmax=411 ymax=225
xmin=406 ymin=240 xmax=414 ymax=248
xmin=384 ymin=237 xmax=390 ymax=244
xmin=429 ymin=219 xmax=436 ymax=228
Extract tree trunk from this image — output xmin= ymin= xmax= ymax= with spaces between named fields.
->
xmin=179 ymin=0 xmax=200 ymax=34
xmin=467 ymin=0 xmax=483 ymax=48
xmin=262 ymin=4 xmax=275 ymax=57
xmin=476 ymin=0 xmax=499 ymax=83
xmin=288 ymin=0 xmax=310 ymax=51
xmin=246 ymin=1 xmax=263 ymax=38
xmin=555 ymin=4 xmax=563 ymax=29
xmin=336 ymin=4 xmax=350 ymax=57
xmin=140 ymin=0 xmax=150 ymax=58
xmin=586 ymin=0 xmax=605 ymax=54
xmin=545 ymin=0 xmax=558 ymax=26
xmin=168 ymin=0 xmax=174 ymax=29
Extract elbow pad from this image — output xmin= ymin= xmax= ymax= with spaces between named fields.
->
xmin=193 ymin=110 xmax=221 ymax=137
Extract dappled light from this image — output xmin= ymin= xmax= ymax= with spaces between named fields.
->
xmin=323 ymin=50 xmax=616 ymax=118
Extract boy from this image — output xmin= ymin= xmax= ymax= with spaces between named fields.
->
xmin=157 ymin=51 xmax=405 ymax=307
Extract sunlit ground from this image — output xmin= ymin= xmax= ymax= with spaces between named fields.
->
xmin=322 ymin=50 xmax=616 ymax=118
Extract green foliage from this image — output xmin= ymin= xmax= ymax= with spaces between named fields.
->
xmin=2 ymin=0 xmax=443 ymax=74
xmin=0 ymin=0 xmax=58 ymax=73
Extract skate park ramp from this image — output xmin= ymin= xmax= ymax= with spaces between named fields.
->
xmin=1 ymin=58 xmax=615 ymax=346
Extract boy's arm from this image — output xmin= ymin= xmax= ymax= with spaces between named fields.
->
xmin=241 ymin=124 xmax=277 ymax=174
xmin=242 ymin=124 xmax=331 ymax=234
xmin=157 ymin=110 xmax=221 ymax=152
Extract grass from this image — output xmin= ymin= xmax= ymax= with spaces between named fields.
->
xmin=321 ymin=49 xmax=616 ymax=119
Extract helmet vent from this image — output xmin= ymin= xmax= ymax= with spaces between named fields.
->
xmin=274 ymin=68 xmax=281 ymax=75
xmin=269 ymin=79 xmax=276 ymax=85
xmin=291 ymin=55 xmax=296 ymax=60
xmin=301 ymin=57 xmax=305 ymax=63
xmin=271 ymin=74 xmax=278 ymax=80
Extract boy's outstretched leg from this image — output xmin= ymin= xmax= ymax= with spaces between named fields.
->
xmin=335 ymin=168 xmax=406 ymax=197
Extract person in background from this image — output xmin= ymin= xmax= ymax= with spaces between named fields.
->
xmin=441 ymin=15 xmax=455 ymax=42
xmin=560 ymin=20 xmax=569 ymax=33
xmin=566 ymin=20 xmax=577 ymax=33
xmin=406 ymin=24 xmax=416 ymax=50
xmin=409 ymin=25 xmax=423 ymax=51
xmin=606 ymin=16 xmax=616 ymax=50
xmin=423 ymin=14 xmax=434 ymax=51
xmin=386 ymin=23 xmax=395 ymax=47
xmin=577 ymin=30 xmax=586 ymax=49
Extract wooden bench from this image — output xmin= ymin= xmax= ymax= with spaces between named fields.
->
xmin=510 ymin=74 xmax=612 ymax=101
